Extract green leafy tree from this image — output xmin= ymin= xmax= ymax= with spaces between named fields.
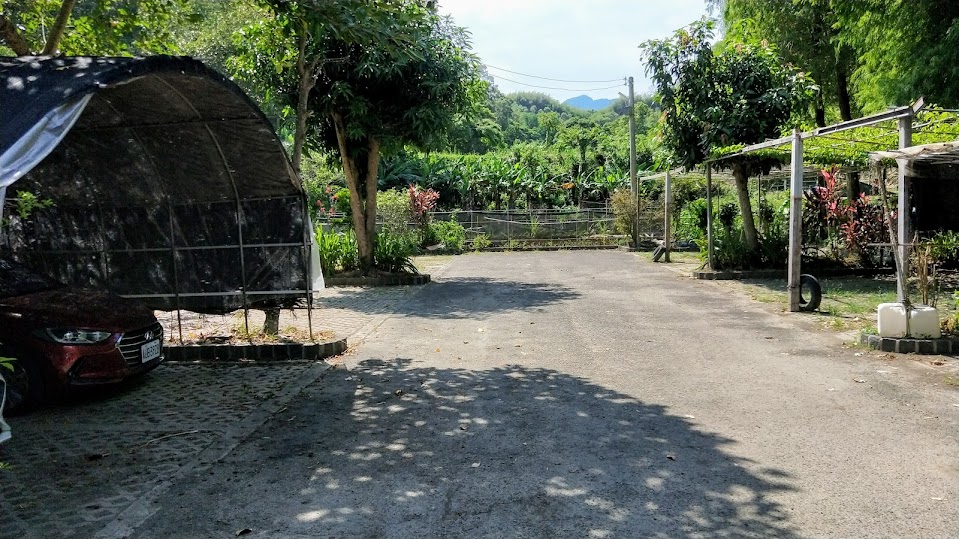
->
xmin=537 ymin=111 xmax=561 ymax=145
xmin=238 ymin=0 xmax=481 ymax=271
xmin=831 ymin=0 xmax=959 ymax=112
xmin=1 ymin=0 xmax=189 ymax=56
xmin=718 ymin=0 xmax=858 ymax=125
xmin=558 ymin=117 xmax=599 ymax=182
xmin=642 ymin=19 xmax=815 ymax=255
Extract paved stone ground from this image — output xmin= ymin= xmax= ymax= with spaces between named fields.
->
xmin=0 ymin=264 xmax=447 ymax=539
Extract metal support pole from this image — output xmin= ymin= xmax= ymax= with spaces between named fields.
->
xmin=897 ymin=115 xmax=913 ymax=302
xmin=627 ymin=76 xmax=638 ymax=248
xmin=202 ymin=124 xmax=251 ymax=338
xmin=303 ymin=197 xmax=314 ymax=342
xmin=664 ymin=169 xmax=672 ymax=262
xmin=169 ymin=202 xmax=184 ymax=344
xmin=706 ymin=166 xmax=715 ymax=270
xmin=788 ymin=129 xmax=804 ymax=312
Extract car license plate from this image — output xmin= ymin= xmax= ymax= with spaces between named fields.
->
xmin=141 ymin=340 xmax=161 ymax=363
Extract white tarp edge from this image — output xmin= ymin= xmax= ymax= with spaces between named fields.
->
xmin=306 ymin=214 xmax=325 ymax=293
xmin=0 ymin=94 xmax=92 ymax=222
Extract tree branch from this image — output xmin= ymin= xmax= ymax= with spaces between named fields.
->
xmin=0 ymin=14 xmax=33 ymax=56
xmin=41 ymin=0 xmax=78 ymax=55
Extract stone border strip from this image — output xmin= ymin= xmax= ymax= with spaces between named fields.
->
xmin=325 ymin=273 xmax=431 ymax=287
xmin=486 ymin=245 xmax=621 ymax=252
xmin=860 ymin=332 xmax=959 ymax=354
xmin=692 ymin=267 xmax=895 ymax=280
xmin=163 ymin=338 xmax=347 ymax=362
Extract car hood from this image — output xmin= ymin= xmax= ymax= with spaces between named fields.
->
xmin=0 ymin=288 xmax=157 ymax=332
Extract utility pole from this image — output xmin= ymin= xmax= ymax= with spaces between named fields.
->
xmin=627 ymin=76 xmax=638 ymax=248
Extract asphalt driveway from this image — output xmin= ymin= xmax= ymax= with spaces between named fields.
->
xmin=135 ymin=251 xmax=959 ymax=538
xmin=4 ymin=250 xmax=958 ymax=538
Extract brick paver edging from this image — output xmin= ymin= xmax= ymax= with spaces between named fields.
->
xmin=163 ymin=338 xmax=347 ymax=362
xmin=860 ymin=332 xmax=959 ymax=354
xmin=325 ymin=274 xmax=431 ymax=287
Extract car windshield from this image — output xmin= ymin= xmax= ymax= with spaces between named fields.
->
xmin=0 ymin=259 xmax=62 ymax=299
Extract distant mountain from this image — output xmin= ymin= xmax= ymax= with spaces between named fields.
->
xmin=563 ymin=95 xmax=614 ymax=111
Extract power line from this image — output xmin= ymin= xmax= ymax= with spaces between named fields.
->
xmin=485 ymin=64 xmax=623 ymax=84
xmin=491 ymin=74 xmax=624 ymax=93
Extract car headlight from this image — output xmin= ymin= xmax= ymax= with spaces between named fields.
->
xmin=39 ymin=328 xmax=114 ymax=345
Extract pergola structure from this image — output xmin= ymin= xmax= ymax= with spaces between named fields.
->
xmin=651 ymin=98 xmax=959 ymax=312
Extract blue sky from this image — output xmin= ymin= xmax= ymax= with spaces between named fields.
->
xmin=438 ymin=1 xmax=711 ymax=103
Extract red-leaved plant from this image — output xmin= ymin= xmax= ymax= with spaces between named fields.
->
xmin=408 ymin=185 xmax=439 ymax=228
xmin=804 ymin=168 xmax=889 ymax=265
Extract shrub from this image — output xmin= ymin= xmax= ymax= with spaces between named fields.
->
xmin=804 ymin=168 xmax=889 ymax=266
xmin=472 ymin=233 xmax=492 ymax=251
xmin=334 ymin=188 xmax=352 ymax=221
xmin=316 ymin=228 xmax=358 ymax=275
xmin=374 ymin=232 xmax=419 ymax=274
xmin=699 ymin=224 xmax=753 ymax=270
xmin=610 ymin=189 xmax=647 ymax=245
xmin=718 ymin=202 xmax=738 ymax=230
xmin=677 ymin=197 xmax=708 ymax=240
xmin=377 ymin=189 xmax=412 ymax=234
xmin=428 ymin=219 xmax=466 ymax=252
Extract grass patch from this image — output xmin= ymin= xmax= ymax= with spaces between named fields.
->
xmin=732 ymin=275 xmax=901 ymax=333
xmin=637 ymin=250 xmax=701 ymax=263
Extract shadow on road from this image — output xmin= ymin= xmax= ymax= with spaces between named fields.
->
xmin=327 ymin=277 xmax=581 ymax=319
xmin=159 ymin=359 xmax=803 ymax=538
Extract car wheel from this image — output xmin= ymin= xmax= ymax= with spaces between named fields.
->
xmin=3 ymin=357 xmax=45 ymax=416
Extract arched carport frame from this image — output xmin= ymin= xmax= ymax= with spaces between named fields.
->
xmin=0 ymin=56 xmax=322 ymax=338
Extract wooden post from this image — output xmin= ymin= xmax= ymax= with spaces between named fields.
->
xmin=706 ymin=166 xmax=715 ymax=271
xmin=897 ymin=115 xmax=913 ymax=302
xmin=664 ymin=169 xmax=672 ymax=262
xmin=788 ymin=128 xmax=804 ymax=312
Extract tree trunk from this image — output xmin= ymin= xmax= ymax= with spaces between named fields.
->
xmin=332 ymin=112 xmax=381 ymax=273
xmin=731 ymin=163 xmax=760 ymax=254
xmin=292 ymin=20 xmax=321 ymax=176
xmin=0 ymin=15 xmax=32 ymax=56
xmin=814 ymin=106 xmax=826 ymax=128
xmin=40 ymin=0 xmax=77 ymax=55
xmin=262 ymin=24 xmax=316 ymax=336
xmin=847 ymin=171 xmax=861 ymax=200
xmin=836 ymin=64 xmax=853 ymax=121
xmin=362 ymin=137 xmax=381 ymax=270
xmin=814 ymin=95 xmax=826 ymax=128
xmin=263 ymin=309 xmax=280 ymax=336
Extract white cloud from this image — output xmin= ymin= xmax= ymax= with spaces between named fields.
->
xmin=439 ymin=0 xmax=711 ymax=103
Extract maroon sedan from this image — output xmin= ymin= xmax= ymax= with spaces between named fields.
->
xmin=0 ymin=258 xmax=164 ymax=414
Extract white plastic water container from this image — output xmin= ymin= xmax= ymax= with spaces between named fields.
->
xmin=877 ymin=303 xmax=941 ymax=338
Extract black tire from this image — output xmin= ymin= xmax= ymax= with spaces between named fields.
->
xmin=799 ymin=274 xmax=823 ymax=312
xmin=3 ymin=356 xmax=45 ymax=416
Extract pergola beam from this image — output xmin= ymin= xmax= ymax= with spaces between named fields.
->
xmin=708 ymin=99 xmax=927 ymax=164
